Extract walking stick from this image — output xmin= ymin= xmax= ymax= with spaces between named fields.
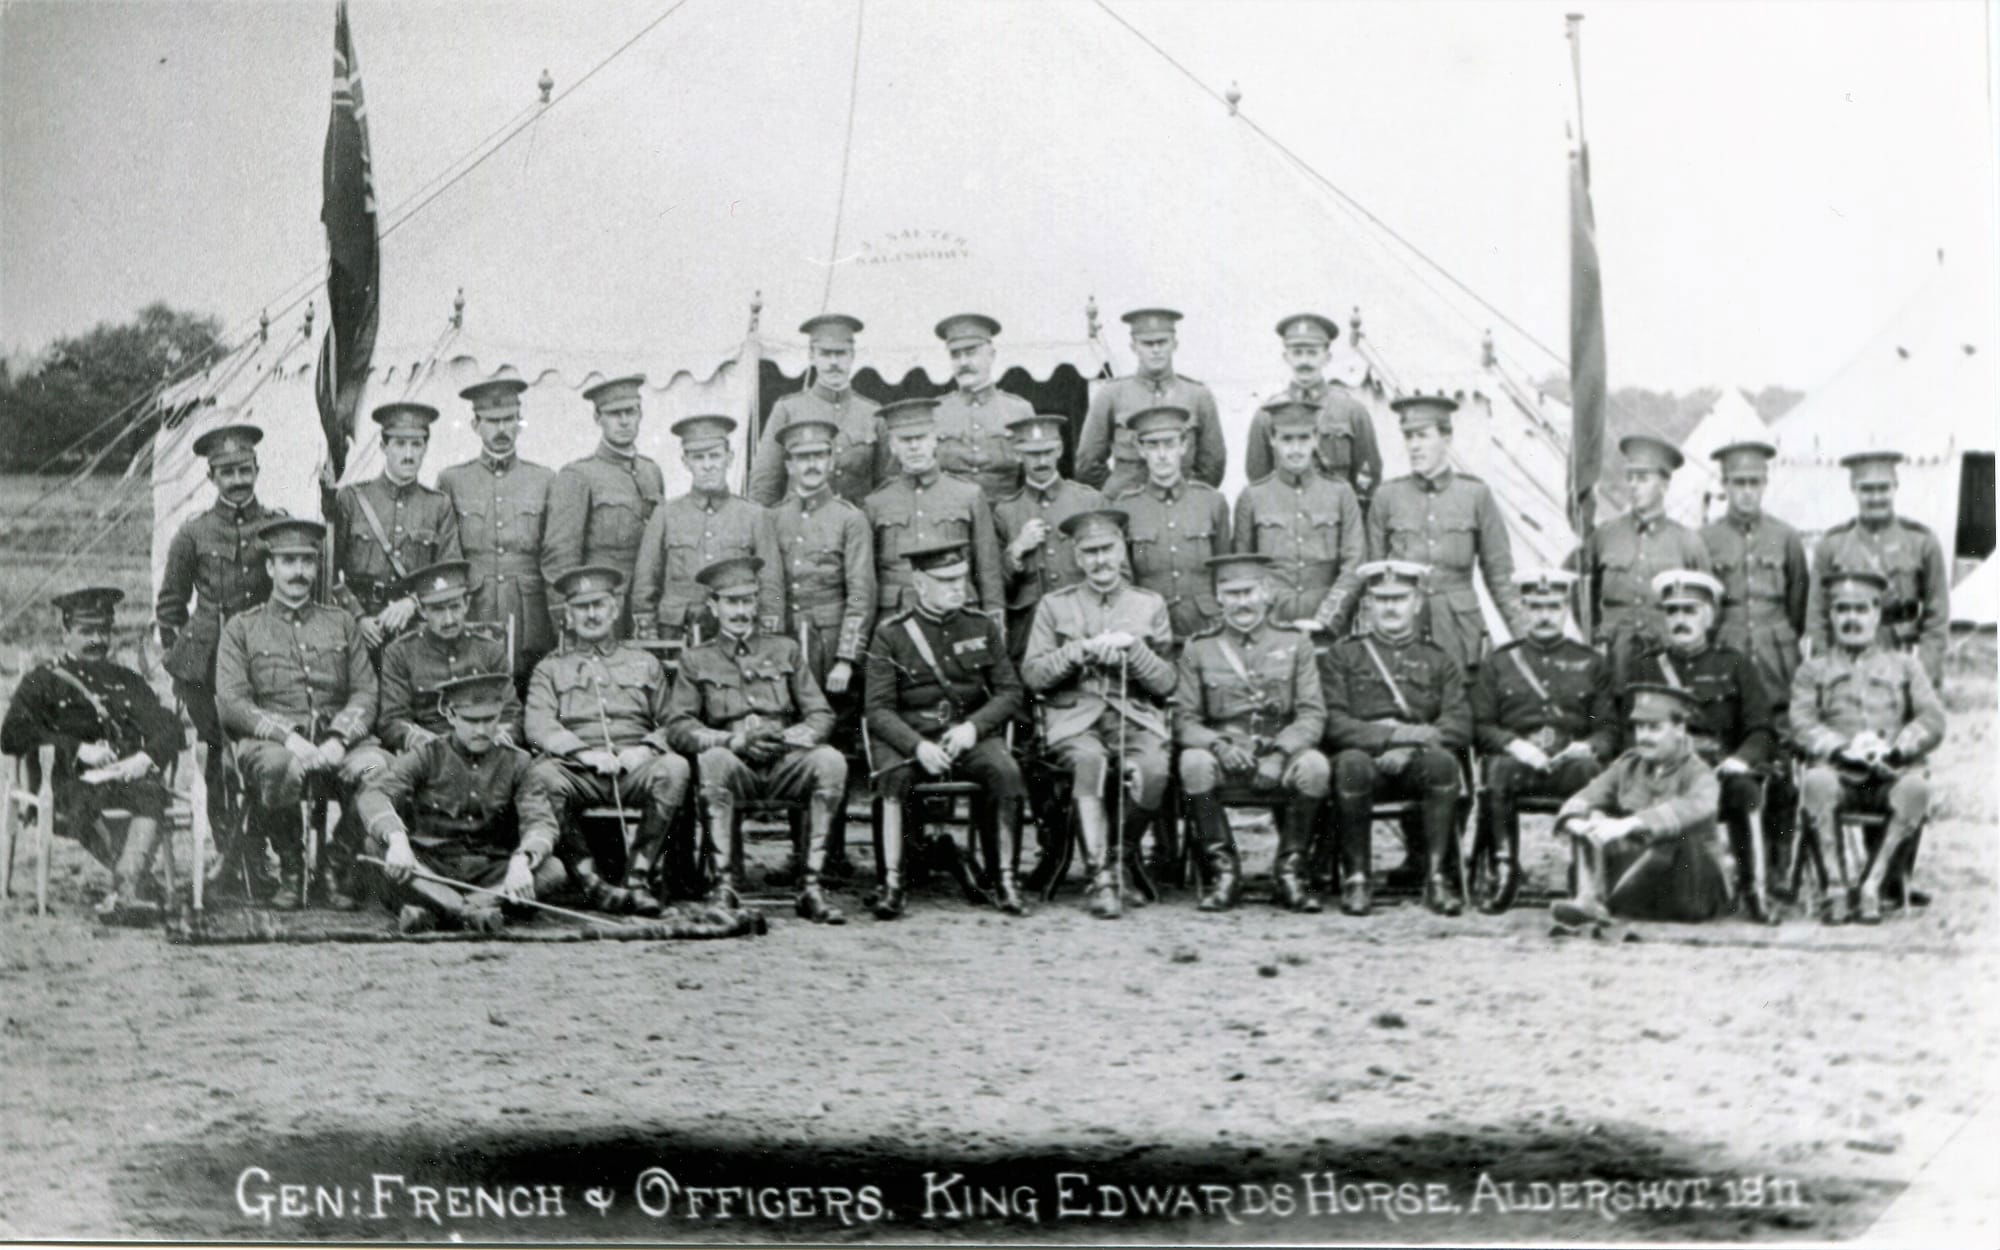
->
xmin=1114 ymin=651 xmax=1129 ymax=910
xmin=588 ymin=674 xmax=641 ymax=886
xmin=300 ymin=800 xmax=318 ymax=900
xmin=357 ymin=855 xmax=645 ymax=930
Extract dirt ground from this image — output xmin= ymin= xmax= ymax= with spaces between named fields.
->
xmin=1 ymin=638 xmax=1993 ymax=1244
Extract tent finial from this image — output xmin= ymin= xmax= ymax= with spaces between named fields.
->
xmin=538 ymin=68 xmax=554 ymax=105
xmin=452 ymin=287 xmax=466 ymax=329
xmin=1225 ymin=81 xmax=1242 ymax=115
xmin=749 ymin=289 xmax=763 ymax=333
xmin=258 ymin=309 xmax=270 ymax=343
xmin=1481 ymin=328 xmax=1496 ymax=368
xmin=1086 ymin=295 xmax=1101 ymax=339
xmin=1350 ymin=306 xmax=1364 ymax=345
xmin=302 ymin=303 xmax=315 ymax=339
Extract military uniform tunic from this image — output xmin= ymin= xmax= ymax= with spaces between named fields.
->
xmin=992 ymin=476 xmax=1107 ymax=655
xmin=748 ymin=384 xmax=885 ymax=508
xmin=376 ymin=628 xmax=521 ymax=753
xmin=1573 ymin=508 xmax=1710 ymax=669
xmin=437 ymin=453 xmax=556 ymax=660
xmin=156 ymin=497 xmax=287 ymax=687
xmin=863 ymin=605 xmax=1025 ymax=800
xmin=629 ymin=490 xmax=785 ymax=637
xmin=1806 ymin=517 xmax=1951 ymax=688
xmin=1472 ymin=637 xmax=1619 ymax=761
xmin=933 ymin=384 xmax=1033 ymax=502
xmin=1699 ymin=511 xmax=1806 ymax=704
xmin=541 ymin=444 xmax=667 ymax=612
xmin=216 ymin=600 xmax=377 ymax=745
xmin=1558 ymin=744 xmax=1730 ymax=922
xmin=355 ymin=736 xmax=558 ymax=874
xmin=863 ymin=469 xmax=1005 ymax=614
xmin=1789 ymin=644 xmax=1946 ymax=763
xmin=1110 ymin=479 xmax=1232 ymax=640
xmin=1320 ymin=633 xmax=1473 ymax=754
xmin=1019 ymin=581 xmax=1178 ymax=808
xmin=524 ymin=640 xmax=674 ymax=757
xmin=1174 ymin=621 xmax=1327 ymax=765
xmin=665 ymin=632 xmax=833 ymax=748
xmin=1231 ymin=468 xmax=1365 ymax=630
xmin=1367 ymin=468 xmax=1527 ymax=670
xmin=1 ymin=655 xmax=181 ymax=833
xmin=1635 ymin=643 xmax=1774 ymax=768
xmin=1075 ymin=372 xmax=1227 ymax=496
xmin=766 ymin=487 xmax=876 ymax=678
xmin=331 ymin=477 xmax=463 ymax=616
xmin=1241 ymin=380 xmax=1384 ymax=505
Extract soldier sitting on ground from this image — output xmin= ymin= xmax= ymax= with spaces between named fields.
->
xmin=1551 ymin=683 xmax=1730 ymax=928
xmin=357 ymin=673 xmax=568 ymax=935
xmin=376 ymin=560 xmax=520 ymax=756
xmin=2 ymin=588 xmax=183 ymax=916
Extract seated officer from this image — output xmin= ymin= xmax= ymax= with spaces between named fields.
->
xmin=1551 ymin=684 xmax=1729 ymax=928
xmin=376 ymin=560 xmax=520 ymax=755
xmin=1791 ymin=570 xmax=1946 ymax=924
xmin=1175 ymin=554 xmax=1329 ymax=913
xmin=1020 ymin=509 xmax=1177 ymax=919
xmin=522 ymin=566 xmax=686 ymax=916
xmin=1638 ymin=569 xmax=1777 ymax=922
xmin=1 ymin=588 xmax=182 ymax=914
xmin=665 ymin=557 xmax=847 ymax=921
xmin=1471 ymin=568 xmax=1616 ymax=907
xmin=216 ymin=518 xmax=388 ymax=910
xmin=357 ymin=673 xmax=567 ymax=935
xmin=1322 ymin=560 xmax=1472 ymax=917
xmin=863 ymin=541 xmax=1028 ymax=918
xmin=1230 ymin=400 xmax=1365 ymax=635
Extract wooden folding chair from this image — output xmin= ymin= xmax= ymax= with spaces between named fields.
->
xmin=0 ymin=746 xmax=57 ymax=916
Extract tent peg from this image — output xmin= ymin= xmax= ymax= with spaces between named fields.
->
xmin=1225 ymin=81 xmax=1242 ymax=115
xmin=538 ymin=69 xmax=554 ymax=105
xmin=452 ymin=287 xmax=465 ymax=329
xmin=748 ymin=289 xmax=763 ymax=333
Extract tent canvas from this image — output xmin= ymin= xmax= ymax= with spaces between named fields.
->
xmin=1664 ymin=385 xmax=1769 ymax=527
xmin=1951 ymin=557 xmax=1998 ymax=627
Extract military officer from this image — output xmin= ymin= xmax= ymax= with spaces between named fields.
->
xmin=357 ymin=672 xmax=568 ymax=934
xmin=1076 ymin=308 xmax=1227 ymax=495
xmin=1241 ymin=313 xmax=1384 ymax=506
xmin=1110 ymin=406 xmax=1233 ymax=643
xmin=664 ymin=557 xmax=847 ymax=922
xmin=630 ymin=414 xmax=785 ymax=645
xmin=1638 ymin=569 xmax=1778 ymax=922
xmin=1174 ymin=554 xmax=1330 ymax=913
xmin=1365 ymin=395 xmax=1527 ymax=674
xmin=863 ymin=540 xmax=1028 ymax=918
xmin=1572 ymin=433 xmax=1710 ymax=683
xmin=1791 ymin=570 xmax=1946 ymax=924
xmin=215 ymin=518 xmax=388 ymax=910
xmin=438 ymin=374 xmax=556 ymax=688
xmin=521 ymin=565 xmax=686 ymax=915
xmin=1470 ymin=568 xmax=1617 ymax=909
xmin=1700 ymin=440 xmax=1809 ymax=709
xmin=331 ymin=402 xmax=463 ymax=651
xmin=1806 ymin=450 xmax=1951 ymax=688
xmin=1021 ymin=509 xmax=1177 ymax=918
xmin=542 ymin=375 xmax=666 ymax=632
xmin=1232 ymin=399 xmax=1366 ymax=634
xmin=155 ymin=421 xmax=285 ymax=889
xmin=749 ymin=314 xmax=885 ymax=507
xmin=2 ymin=588 xmax=182 ymax=914
xmin=930 ymin=313 xmax=1034 ymax=502
xmin=864 ymin=396 xmax=1005 ymax=615
xmin=376 ymin=560 xmax=521 ymax=755
xmin=992 ymin=412 xmax=1106 ymax=660
xmin=1550 ymin=683 xmax=1730 ymax=928
xmin=1322 ymin=560 xmax=1473 ymax=917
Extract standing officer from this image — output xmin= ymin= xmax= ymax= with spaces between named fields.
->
xmin=1470 ymin=569 xmax=1617 ymax=910
xmin=1573 ymin=433 xmax=1710 ymax=684
xmin=1241 ymin=313 xmax=1383 ymax=507
xmin=1020 ymin=509 xmax=1178 ymax=919
xmin=1111 ymin=406 xmax=1233 ymax=643
xmin=992 ymin=412 xmax=1105 ymax=660
xmin=215 ymin=518 xmax=388 ymax=910
xmin=1792 ymin=570 xmax=1946 ymax=924
xmin=3 ymin=588 xmax=182 ymax=914
xmin=1366 ymin=395 xmax=1527 ymax=674
xmin=1638 ymin=569 xmax=1777 ymax=922
xmin=665 ymin=557 xmax=847 ymax=922
xmin=1076 ymin=308 xmax=1227 ymax=495
xmin=357 ymin=672 xmax=568 ymax=935
xmin=630 ymin=415 xmax=784 ymax=646
xmin=542 ymin=375 xmax=666 ymax=633
xmin=1174 ymin=554 xmax=1330 ymax=913
xmin=155 ymin=422 xmax=285 ymax=891
xmin=376 ymin=560 xmax=521 ymax=756
xmin=1232 ymin=399 xmax=1366 ymax=634
xmin=331 ymin=402 xmax=462 ymax=651
xmin=1700 ymin=440 xmax=1809 ymax=709
xmin=865 ymin=397 xmax=1004 ymax=616
xmin=521 ymin=565 xmax=686 ymax=915
xmin=931 ymin=313 xmax=1034 ymax=502
xmin=863 ymin=540 xmax=1028 ymax=918
xmin=1322 ymin=560 xmax=1473 ymax=917
xmin=749 ymin=314 xmax=884 ymax=508
xmin=1806 ymin=450 xmax=1950 ymax=689
xmin=438 ymin=375 xmax=555 ymax=690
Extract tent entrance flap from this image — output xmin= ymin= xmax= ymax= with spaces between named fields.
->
xmin=1956 ymin=452 xmax=1995 ymax=560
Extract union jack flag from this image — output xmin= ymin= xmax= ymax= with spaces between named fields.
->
xmin=313 ymin=0 xmax=379 ymax=481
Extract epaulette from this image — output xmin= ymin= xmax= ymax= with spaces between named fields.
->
xmin=1826 ymin=517 xmax=1859 ymax=534
xmin=1895 ymin=516 xmax=1934 ymax=536
xmin=1248 ymin=471 xmax=1276 ymax=487
xmin=1106 ymin=484 xmax=1146 ymax=502
xmin=1189 ymin=622 xmax=1225 ymax=640
xmin=881 ymin=606 xmax=916 ymax=626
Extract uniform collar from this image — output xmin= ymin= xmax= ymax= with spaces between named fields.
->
xmin=1834 ymin=641 xmax=1883 ymax=664
xmin=955 ymin=380 xmax=996 ymax=404
xmin=810 ymin=382 xmax=851 ymax=405
xmin=1288 ymin=377 xmax=1327 ymax=404
xmin=1276 ymin=465 xmax=1313 ymax=489
xmin=794 ymin=484 xmax=831 ymax=511
xmin=1136 ymin=368 xmax=1178 ymax=393
xmin=213 ymin=495 xmax=264 ymax=523
xmin=595 ymin=441 xmax=637 ymax=464
xmin=268 ymin=595 xmax=314 ymax=622
xmin=481 ymin=451 xmax=516 ymax=474
xmin=915 ymin=601 xmax=956 ymax=626
xmin=1371 ymin=627 xmax=1418 ymax=648
xmin=905 ymin=467 xmax=941 ymax=489
xmin=578 ymin=636 xmax=620 ymax=657
xmin=1667 ymin=640 xmax=1710 ymax=661
xmin=1859 ymin=513 xmax=1897 ymax=533
xmin=446 ymin=735 xmax=487 ymax=765
xmin=1225 ymin=619 xmax=1267 ymax=646
xmin=377 ymin=474 xmax=421 ymax=499
xmin=1023 ymin=473 xmax=1063 ymax=500
xmin=1417 ymin=467 xmax=1455 ymax=493
xmin=1525 ymin=634 xmax=1568 ymax=652
xmin=1145 ymin=477 xmax=1185 ymax=502
xmin=421 ymin=629 xmax=467 ymax=654
xmin=718 ymin=627 xmax=759 ymax=655
xmin=1082 ymin=579 xmax=1126 ymax=607
xmin=1630 ymin=506 xmax=1667 ymax=533
xmin=1725 ymin=507 xmax=1762 ymax=533
xmin=688 ymin=486 xmax=729 ymax=508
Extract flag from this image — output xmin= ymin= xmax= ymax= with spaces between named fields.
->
xmin=1566 ymin=135 xmax=1606 ymax=543
xmin=313 ymin=0 xmax=379 ymax=481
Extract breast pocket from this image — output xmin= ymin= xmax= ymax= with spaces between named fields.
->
xmin=513 ymin=500 xmax=546 ymax=544
xmin=590 ymin=495 xmax=642 ymax=552
xmin=1304 ymin=509 xmax=1345 ymax=559
xmin=1315 ymin=426 xmax=1356 ymax=475
xmin=1746 ymin=551 xmax=1785 ymax=601
xmin=1254 ymin=515 xmax=1298 ymax=561
xmin=693 ymin=670 xmax=749 ymax=723
xmin=1435 ymin=519 xmax=1476 ymax=570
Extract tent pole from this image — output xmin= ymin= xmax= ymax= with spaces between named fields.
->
xmin=742 ymin=291 xmax=765 ymax=496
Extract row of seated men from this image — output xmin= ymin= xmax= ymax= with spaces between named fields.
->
xmin=4 ymin=496 xmax=1945 ymax=933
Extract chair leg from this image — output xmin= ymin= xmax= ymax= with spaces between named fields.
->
xmin=1039 ymin=803 xmax=1077 ymax=902
xmin=35 ymin=759 xmax=55 ymax=917
xmin=1 ymin=773 xmax=17 ymax=902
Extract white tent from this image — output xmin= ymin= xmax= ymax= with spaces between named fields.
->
xmin=153 ymin=0 xmax=1576 ymax=637
xmin=1951 ymin=558 xmax=1998 ymax=627
xmin=1665 ymin=386 xmax=1769 ymax=527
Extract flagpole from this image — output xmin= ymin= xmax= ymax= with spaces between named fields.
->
xmin=1564 ymin=12 xmax=1603 ymax=646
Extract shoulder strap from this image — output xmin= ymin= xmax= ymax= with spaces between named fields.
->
xmin=901 ymin=617 xmax=955 ymax=691
xmin=1655 ymin=652 xmax=1684 ymax=689
xmin=349 ymin=488 xmax=410 ymax=579
xmin=1506 ymin=647 xmax=1554 ymax=705
xmin=46 ymin=662 xmax=114 ymax=728
xmin=1358 ymin=638 xmax=1415 ymax=719
xmin=1214 ymin=636 xmax=1256 ymax=687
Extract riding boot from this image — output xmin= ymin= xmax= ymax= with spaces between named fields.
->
xmin=1273 ymin=798 xmax=1323 ymax=913
xmin=1421 ymin=782 xmax=1463 ymax=917
xmin=870 ymin=802 xmax=907 ymax=919
xmin=270 ymin=852 xmax=305 ymax=912
xmin=701 ymin=794 xmax=741 ymax=909
xmin=994 ymin=799 xmax=1028 ymax=916
xmin=1337 ymin=791 xmax=1372 ymax=916
xmin=797 ymin=791 xmax=846 ymax=924
xmin=1185 ymin=794 xmax=1239 ymax=913
xmin=1480 ymin=793 xmax=1521 ymax=914
xmin=1118 ymin=806 xmax=1160 ymax=903
xmin=625 ymin=805 xmax=672 ymax=901
xmin=107 ymin=816 xmax=163 ymax=915
xmin=1385 ymin=809 xmax=1428 ymax=890
xmin=1076 ymin=796 xmax=1120 ymax=919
